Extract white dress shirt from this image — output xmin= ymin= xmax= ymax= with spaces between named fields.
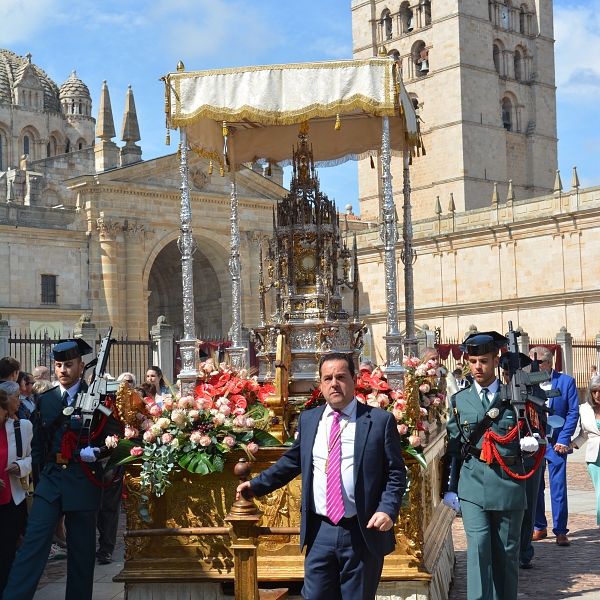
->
xmin=474 ymin=378 xmax=500 ymax=405
xmin=59 ymin=381 xmax=81 ymax=406
xmin=312 ymin=398 xmax=357 ymax=518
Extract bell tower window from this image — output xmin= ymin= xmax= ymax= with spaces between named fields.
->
xmin=23 ymin=135 xmax=30 ymax=155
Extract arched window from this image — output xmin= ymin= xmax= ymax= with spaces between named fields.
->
xmin=514 ymin=50 xmax=522 ymax=80
xmin=78 ymin=142 xmax=83 ymax=150
xmin=414 ymin=41 xmax=429 ymax=77
xmin=519 ymin=9 xmax=525 ymax=33
xmin=400 ymin=2 xmax=413 ymax=33
xmin=382 ymin=10 xmax=393 ymax=40
xmin=423 ymin=0 xmax=432 ymax=26
xmin=0 ymin=134 xmax=3 ymax=171
xmin=501 ymin=97 xmax=512 ymax=130
xmin=24 ymin=135 xmax=30 ymax=155
xmin=493 ymin=44 xmax=501 ymax=73
xmin=79 ymin=102 xmax=83 ymax=115
xmin=47 ymin=142 xmax=51 ymax=157
xmin=65 ymin=139 xmax=70 ymax=153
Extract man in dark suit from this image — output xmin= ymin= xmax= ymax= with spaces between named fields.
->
xmin=530 ymin=346 xmax=579 ymax=547
xmin=2 ymin=339 xmax=122 ymax=600
xmin=236 ymin=352 xmax=406 ymax=600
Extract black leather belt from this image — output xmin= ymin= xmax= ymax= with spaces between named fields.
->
xmin=317 ymin=514 xmax=357 ymax=526
xmin=46 ymin=452 xmax=78 ymax=465
xmin=464 ymin=446 xmax=518 ymax=466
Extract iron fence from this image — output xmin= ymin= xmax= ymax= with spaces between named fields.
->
xmin=96 ymin=335 xmax=153 ymax=386
xmin=8 ymin=329 xmax=62 ymax=374
xmin=571 ymin=339 xmax=598 ymax=392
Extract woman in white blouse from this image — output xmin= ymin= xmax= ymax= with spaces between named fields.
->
xmin=0 ymin=388 xmax=33 ymax=596
xmin=572 ymin=375 xmax=600 ymax=525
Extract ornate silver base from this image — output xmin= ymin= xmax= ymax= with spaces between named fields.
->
xmin=226 ymin=345 xmax=246 ymax=371
xmin=177 ymin=336 xmax=199 ymax=397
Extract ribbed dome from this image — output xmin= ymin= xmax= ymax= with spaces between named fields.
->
xmin=59 ymin=70 xmax=91 ymax=100
xmin=0 ymin=49 xmax=61 ymax=112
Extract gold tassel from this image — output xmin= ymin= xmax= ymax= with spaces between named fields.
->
xmin=208 ymin=160 xmax=213 ymax=175
xmin=222 ymin=121 xmax=228 ymax=137
xmin=165 ymin=129 xmax=170 ymax=145
xmin=370 ymin=155 xmax=375 ymax=169
xmin=220 ymin=165 xmax=224 ymax=177
xmin=334 ymin=114 xmax=341 ymax=131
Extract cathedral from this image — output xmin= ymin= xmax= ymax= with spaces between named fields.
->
xmin=1 ymin=0 xmax=599 ymax=370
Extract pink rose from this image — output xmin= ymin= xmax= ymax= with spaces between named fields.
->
xmin=419 ymin=407 xmax=428 ymax=416
xmin=105 ymin=434 xmax=119 ymax=449
xmin=419 ymin=383 xmax=431 ymax=394
xmin=247 ymin=442 xmax=259 ymax=454
xmin=178 ymin=396 xmax=194 ymax=409
xmin=397 ymin=424 xmax=409 ymax=435
xmin=124 ymin=427 xmax=138 ymax=439
xmin=151 ymin=424 xmax=162 ymax=436
xmin=408 ymin=434 xmax=421 ymax=447
xmin=188 ymin=410 xmax=199 ymax=420
xmin=391 ymin=390 xmax=404 ymax=401
xmin=199 ymin=435 xmax=212 ymax=447
xmin=143 ymin=429 xmax=156 ymax=443
xmin=427 ymin=368 xmax=437 ymax=377
xmin=218 ymin=405 xmax=231 ymax=417
xmin=392 ymin=408 xmax=404 ymax=420
xmin=130 ymin=446 xmax=143 ymax=457
xmin=161 ymin=432 xmax=174 ymax=445
xmin=223 ymin=436 xmax=236 ymax=448
xmin=149 ymin=403 xmax=163 ymax=417
xmin=213 ymin=413 xmax=226 ymax=425
xmin=233 ymin=415 xmax=247 ymax=428
xmin=377 ymin=393 xmax=390 ymax=408
xmin=162 ymin=397 xmax=174 ymax=410
xmin=171 ymin=409 xmax=187 ymax=427
xmin=190 ymin=431 xmax=202 ymax=445
xmin=245 ymin=417 xmax=256 ymax=429
xmin=157 ymin=417 xmax=171 ymax=430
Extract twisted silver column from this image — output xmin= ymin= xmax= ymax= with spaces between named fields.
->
xmin=379 ymin=116 xmax=405 ymax=389
xmin=177 ymin=131 xmax=199 ymax=394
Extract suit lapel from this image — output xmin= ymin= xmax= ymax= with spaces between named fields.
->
xmin=301 ymin=404 xmax=325 ymax=458
xmin=353 ymin=401 xmax=371 ymax=482
xmin=464 ymin=385 xmax=486 ymax=417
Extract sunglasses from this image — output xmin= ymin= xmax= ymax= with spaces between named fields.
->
xmin=123 ymin=379 xmax=134 ymax=384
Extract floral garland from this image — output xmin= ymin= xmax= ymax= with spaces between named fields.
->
xmin=402 ymin=355 xmax=446 ymax=424
xmin=108 ymin=358 xmax=280 ymax=517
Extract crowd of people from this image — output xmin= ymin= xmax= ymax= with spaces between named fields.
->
xmin=0 ymin=351 xmax=172 ymax=600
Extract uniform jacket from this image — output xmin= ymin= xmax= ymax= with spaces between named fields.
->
xmin=250 ymin=401 xmax=406 ymax=557
xmin=547 ymin=370 xmax=579 ymax=447
xmin=446 ymin=383 xmax=528 ymax=511
xmin=4 ymin=418 xmax=33 ymax=505
xmin=572 ymin=403 xmax=600 ymax=463
xmin=32 ymin=383 xmax=122 ymax=512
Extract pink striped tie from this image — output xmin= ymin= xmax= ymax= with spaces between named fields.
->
xmin=326 ymin=410 xmax=345 ymax=524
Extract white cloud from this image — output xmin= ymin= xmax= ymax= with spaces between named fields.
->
xmin=555 ymin=2 xmax=600 ymax=97
xmin=0 ymin=0 xmax=61 ymax=44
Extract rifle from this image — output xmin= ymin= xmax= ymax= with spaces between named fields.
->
xmin=72 ymin=326 xmax=115 ymax=448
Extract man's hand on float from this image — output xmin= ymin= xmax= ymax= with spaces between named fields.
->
xmin=80 ymin=446 xmax=100 ymax=463
xmin=236 ymin=481 xmax=255 ymax=500
xmin=443 ymin=492 xmax=461 ymax=512
xmin=367 ymin=512 xmax=393 ymax=531
xmin=520 ymin=436 xmax=539 ymax=453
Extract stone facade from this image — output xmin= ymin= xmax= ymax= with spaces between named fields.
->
xmin=351 ymin=0 xmax=558 ymax=220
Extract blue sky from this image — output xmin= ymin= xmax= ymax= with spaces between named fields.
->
xmin=1 ymin=0 xmax=598 ymax=212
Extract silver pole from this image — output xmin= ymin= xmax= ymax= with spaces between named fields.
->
xmin=380 ymin=115 xmax=405 ymax=389
xmin=226 ymin=130 xmax=246 ymax=371
xmin=177 ymin=130 xmax=199 ymax=395
xmin=402 ymin=149 xmax=418 ymax=358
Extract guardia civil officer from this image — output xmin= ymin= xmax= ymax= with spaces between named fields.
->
xmin=441 ymin=332 xmax=539 ymax=600
xmin=2 ymin=339 xmax=122 ymax=600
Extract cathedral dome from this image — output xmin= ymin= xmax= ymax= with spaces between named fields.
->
xmin=59 ymin=70 xmax=91 ymax=100
xmin=0 ymin=49 xmax=61 ymax=112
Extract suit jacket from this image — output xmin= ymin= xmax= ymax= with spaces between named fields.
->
xmin=4 ymin=418 xmax=33 ymax=505
xmin=546 ymin=370 xmax=579 ymax=447
xmin=446 ymin=383 xmax=528 ymax=511
xmin=572 ymin=403 xmax=600 ymax=463
xmin=32 ymin=384 xmax=122 ymax=511
xmin=250 ymin=401 xmax=406 ymax=557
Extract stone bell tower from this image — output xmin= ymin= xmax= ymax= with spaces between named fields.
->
xmin=351 ymin=0 xmax=558 ymax=218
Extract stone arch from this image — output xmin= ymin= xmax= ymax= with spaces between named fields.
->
xmin=411 ymin=39 xmax=429 ymax=78
xmin=143 ymin=229 xmax=235 ymax=341
xmin=493 ymin=39 xmax=505 ymax=75
xmin=399 ymin=1 xmax=413 ymax=33
xmin=0 ymin=122 xmax=10 ymax=170
xmin=20 ymin=124 xmax=40 ymax=160
xmin=380 ymin=8 xmax=393 ymax=41
xmin=48 ymin=130 xmax=63 ymax=155
xmin=501 ymin=91 xmax=519 ymax=131
xmin=75 ymin=137 xmax=87 ymax=151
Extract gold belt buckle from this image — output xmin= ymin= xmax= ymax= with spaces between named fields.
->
xmin=56 ymin=453 xmax=68 ymax=464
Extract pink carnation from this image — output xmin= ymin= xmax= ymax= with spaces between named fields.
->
xmin=247 ymin=442 xmax=259 ymax=454
xmin=397 ymin=424 xmax=409 ymax=435
xmin=143 ymin=429 xmax=156 ymax=443
xmin=233 ymin=415 xmax=247 ymax=428
xmin=223 ymin=436 xmax=236 ymax=448
xmin=178 ymin=396 xmax=194 ymax=409
xmin=130 ymin=446 xmax=143 ymax=457
xmin=245 ymin=417 xmax=256 ymax=429
xmin=190 ymin=431 xmax=202 ymax=445
xmin=162 ymin=397 xmax=174 ymax=410
xmin=199 ymin=435 xmax=212 ymax=447
xmin=392 ymin=408 xmax=404 ymax=420
xmin=188 ymin=410 xmax=199 ymax=420
xmin=149 ymin=403 xmax=163 ymax=417
xmin=214 ymin=413 xmax=226 ymax=425
xmin=408 ymin=434 xmax=421 ymax=447
xmin=124 ymin=427 xmax=138 ymax=439
xmin=161 ymin=432 xmax=174 ymax=445
xmin=419 ymin=383 xmax=431 ymax=394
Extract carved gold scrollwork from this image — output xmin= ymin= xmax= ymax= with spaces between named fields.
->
xmin=396 ymin=461 xmax=424 ymax=560
xmin=123 ymin=473 xmax=153 ymax=560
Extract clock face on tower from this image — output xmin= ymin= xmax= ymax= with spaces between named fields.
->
xmin=501 ymin=6 xmax=509 ymax=28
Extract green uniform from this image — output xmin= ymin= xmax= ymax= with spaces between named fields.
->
xmin=446 ymin=382 xmax=527 ymax=600
xmin=3 ymin=383 xmax=122 ymax=600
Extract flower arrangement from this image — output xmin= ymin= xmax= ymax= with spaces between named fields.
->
xmin=402 ymin=355 xmax=446 ymax=423
xmin=304 ymin=367 xmax=427 ymax=467
xmin=108 ymin=359 xmax=280 ymax=515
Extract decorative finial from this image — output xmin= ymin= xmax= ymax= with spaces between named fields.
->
xmin=103 ymin=79 xmax=107 ymax=84
xmin=26 ymin=52 xmax=32 ymax=63
xmin=491 ymin=182 xmax=499 ymax=205
xmin=571 ymin=166 xmax=580 ymax=189
xmin=177 ymin=61 xmax=185 ymax=72
xmin=554 ymin=169 xmax=563 ymax=192
xmin=128 ymin=84 xmax=132 ymax=89
xmin=378 ymin=45 xmax=387 ymax=57
xmin=72 ymin=70 xmax=76 ymax=77
xmin=435 ymin=196 xmax=442 ymax=215
xmin=507 ymin=179 xmax=515 ymax=202
xmin=448 ymin=193 xmax=456 ymax=213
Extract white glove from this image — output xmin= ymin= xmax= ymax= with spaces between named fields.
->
xmin=80 ymin=446 xmax=100 ymax=463
xmin=443 ymin=492 xmax=460 ymax=512
xmin=520 ymin=436 xmax=539 ymax=453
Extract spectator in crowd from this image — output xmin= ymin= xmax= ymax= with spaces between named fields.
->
xmin=571 ymin=375 xmax=600 ymax=525
xmin=591 ymin=365 xmax=598 ymax=381
xmin=17 ymin=372 xmax=35 ymax=421
xmin=0 ymin=388 xmax=33 ymax=597
xmin=32 ymin=366 xmax=51 ymax=382
xmin=31 ymin=380 xmax=52 ymax=402
xmin=137 ymin=382 xmax=157 ymax=402
xmin=0 ymin=382 xmax=21 ymax=421
xmin=146 ymin=366 xmax=168 ymax=395
xmin=359 ymin=360 xmax=375 ymax=376
xmin=0 ymin=358 xmax=20 ymax=383
xmin=117 ymin=372 xmax=136 ymax=388
xmin=531 ymin=346 xmax=579 ymax=547
xmin=453 ymin=367 xmax=470 ymax=390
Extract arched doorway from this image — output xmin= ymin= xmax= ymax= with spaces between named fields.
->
xmin=147 ymin=239 xmax=223 ymax=340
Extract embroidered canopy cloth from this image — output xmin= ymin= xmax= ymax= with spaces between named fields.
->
xmin=163 ymin=58 xmax=420 ymax=168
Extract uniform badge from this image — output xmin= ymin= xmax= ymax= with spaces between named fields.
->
xmin=487 ymin=408 xmax=499 ymax=419
xmin=63 ymin=406 xmax=74 ymax=416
